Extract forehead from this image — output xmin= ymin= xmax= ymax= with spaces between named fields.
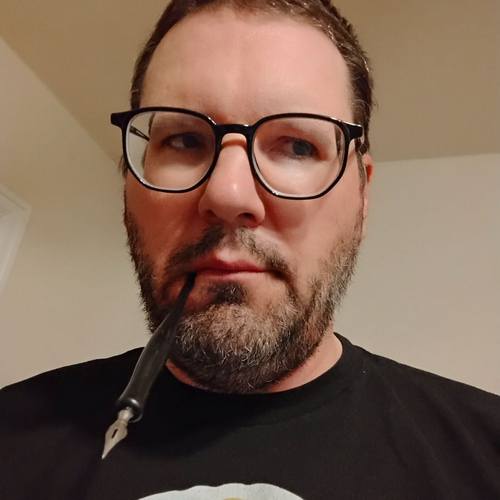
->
xmin=142 ymin=7 xmax=352 ymax=122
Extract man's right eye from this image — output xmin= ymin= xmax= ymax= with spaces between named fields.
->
xmin=162 ymin=132 xmax=204 ymax=150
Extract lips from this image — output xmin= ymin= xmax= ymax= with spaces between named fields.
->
xmin=192 ymin=257 xmax=266 ymax=274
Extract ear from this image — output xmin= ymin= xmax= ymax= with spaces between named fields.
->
xmin=361 ymin=153 xmax=374 ymax=236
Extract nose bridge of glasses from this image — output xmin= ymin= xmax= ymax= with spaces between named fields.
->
xmin=212 ymin=123 xmax=254 ymax=170
xmin=209 ymin=123 xmax=256 ymax=186
xmin=215 ymin=123 xmax=253 ymax=145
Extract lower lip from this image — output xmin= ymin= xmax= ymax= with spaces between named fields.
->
xmin=196 ymin=269 xmax=265 ymax=279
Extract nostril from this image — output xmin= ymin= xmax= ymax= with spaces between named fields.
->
xmin=197 ymin=147 xmax=266 ymax=227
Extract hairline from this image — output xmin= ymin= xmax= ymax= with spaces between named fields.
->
xmin=141 ymin=6 xmax=357 ymax=115
xmin=124 ymin=1 xmax=370 ymax=181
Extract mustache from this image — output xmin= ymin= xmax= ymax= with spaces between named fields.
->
xmin=161 ymin=224 xmax=295 ymax=290
xmin=123 ymin=200 xmax=297 ymax=305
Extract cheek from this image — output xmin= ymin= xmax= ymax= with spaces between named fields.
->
xmin=268 ymin=168 xmax=362 ymax=278
xmin=125 ymin=176 xmax=198 ymax=262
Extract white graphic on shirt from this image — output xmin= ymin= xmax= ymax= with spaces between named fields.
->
xmin=139 ymin=482 xmax=303 ymax=499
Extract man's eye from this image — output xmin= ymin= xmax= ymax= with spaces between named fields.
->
xmin=163 ymin=133 xmax=204 ymax=150
xmin=275 ymin=137 xmax=318 ymax=159
xmin=291 ymin=139 xmax=316 ymax=157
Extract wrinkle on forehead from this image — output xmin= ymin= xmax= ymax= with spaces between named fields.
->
xmin=141 ymin=6 xmax=353 ymax=123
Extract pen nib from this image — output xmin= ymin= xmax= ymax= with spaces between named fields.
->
xmin=101 ymin=407 xmax=134 ymax=460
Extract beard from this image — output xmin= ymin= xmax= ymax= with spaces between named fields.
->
xmin=124 ymin=202 xmax=363 ymax=394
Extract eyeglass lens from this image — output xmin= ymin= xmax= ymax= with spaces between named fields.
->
xmin=126 ymin=111 xmax=346 ymax=197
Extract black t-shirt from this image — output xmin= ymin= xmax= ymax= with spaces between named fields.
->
xmin=1 ymin=334 xmax=499 ymax=499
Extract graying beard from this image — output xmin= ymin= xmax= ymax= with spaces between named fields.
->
xmin=124 ymin=201 xmax=362 ymax=393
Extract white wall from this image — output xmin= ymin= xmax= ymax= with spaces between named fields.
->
xmin=1 ymin=36 xmax=498 ymax=394
xmin=338 ymin=154 xmax=500 ymax=394
xmin=0 ymin=38 xmax=147 ymax=387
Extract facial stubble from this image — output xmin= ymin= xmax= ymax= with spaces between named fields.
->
xmin=124 ymin=201 xmax=363 ymax=394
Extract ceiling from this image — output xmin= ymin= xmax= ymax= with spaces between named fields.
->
xmin=1 ymin=0 xmax=499 ymax=163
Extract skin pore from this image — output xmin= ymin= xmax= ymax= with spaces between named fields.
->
xmin=124 ymin=7 xmax=373 ymax=394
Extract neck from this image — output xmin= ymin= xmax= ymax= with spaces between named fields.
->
xmin=166 ymin=330 xmax=343 ymax=394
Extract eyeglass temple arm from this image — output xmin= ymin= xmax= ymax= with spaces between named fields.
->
xmin=110 ymin=113 xmax=150 ymax=141
xmin=346 ymin=123 xmax=367 ymax=154
xmin=130 ymin=126 xmax=149 ymax=141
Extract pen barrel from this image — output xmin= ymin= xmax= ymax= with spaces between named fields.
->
xmin=116 ymin=273 xmax=196 ymax=422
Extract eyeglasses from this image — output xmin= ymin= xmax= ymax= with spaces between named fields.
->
xmin=111 ymin=107 xmax=363 ymax=200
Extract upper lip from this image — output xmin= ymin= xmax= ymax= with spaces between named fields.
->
xmin=192 ymin=257 xmax=266 ymax=273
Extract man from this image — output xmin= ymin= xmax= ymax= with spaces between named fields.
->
xmin=1 ymin=1 xmax=499 ymax=499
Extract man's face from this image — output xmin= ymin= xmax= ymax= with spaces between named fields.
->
xmin=124 ymin=8 xmax=370 ymax=393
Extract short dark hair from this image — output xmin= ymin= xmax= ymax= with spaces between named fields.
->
xmin=126 ymin=0 xmax=374 ymax=173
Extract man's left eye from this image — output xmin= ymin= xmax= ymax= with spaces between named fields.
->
xmin=275 ymin=137 xmax=318 ymax=159
xmin=290 ymin=139 xmax=316 ymax=157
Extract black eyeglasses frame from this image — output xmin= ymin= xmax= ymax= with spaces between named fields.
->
xmin=111 ymin=107 xmax=364 ymax=200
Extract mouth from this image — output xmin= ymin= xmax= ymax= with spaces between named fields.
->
xmin=192 ymin=257 xmax=268 ymax=279
xmin=160 ymin=254 xmax=290 ymax=310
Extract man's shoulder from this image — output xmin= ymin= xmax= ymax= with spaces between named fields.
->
xmin=353 ymin=341 xmax=500 ymax=432
xmin=0 ymin=348 xmax=141 ymax=424
xmin=2 ymin=348 xmax=142 ymax=392
xmin=367 ymin=345 xmax=497 ymax=394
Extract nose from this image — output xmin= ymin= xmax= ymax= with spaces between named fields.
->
xmin=198 ymin=134 xmax=266 ymax=228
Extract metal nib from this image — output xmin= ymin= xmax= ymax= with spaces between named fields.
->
xmin=101 ymin=407 xmax=134 ymax=459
